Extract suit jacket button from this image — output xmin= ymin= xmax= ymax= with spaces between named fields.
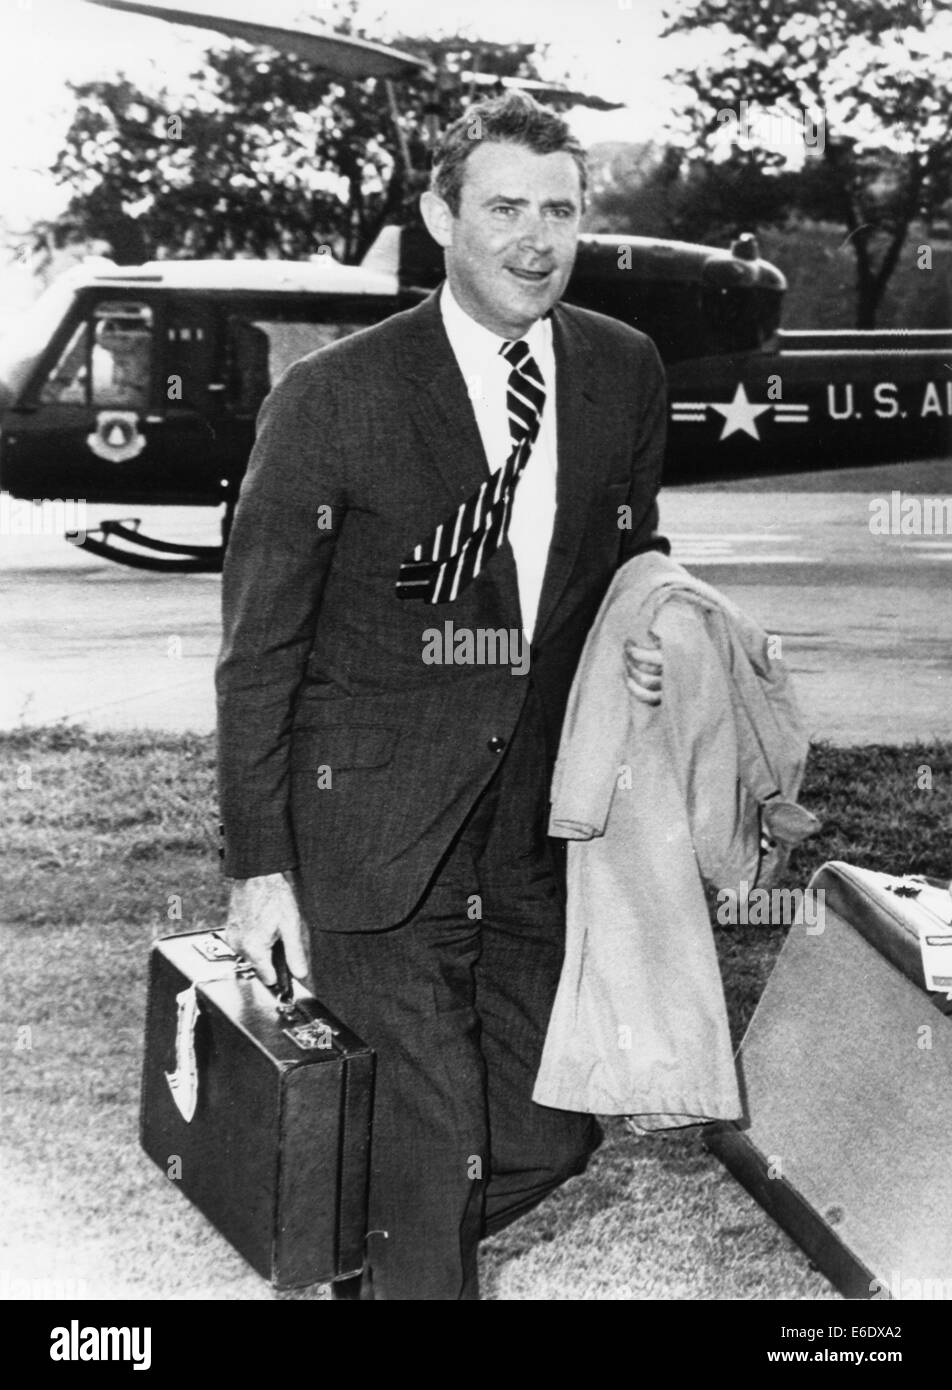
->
xmin=487 ymin=736 xmax=506 ymax=754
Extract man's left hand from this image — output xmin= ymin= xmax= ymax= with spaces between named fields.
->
xmin=624 ymin=639 xmax=663 ymax=706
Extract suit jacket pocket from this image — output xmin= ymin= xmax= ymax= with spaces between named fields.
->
xmin=293 ymin=724 xmax=400 ymax=770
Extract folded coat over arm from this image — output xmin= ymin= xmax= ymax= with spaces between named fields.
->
xmin=533 ymin=551 xmax=815 ymax=1125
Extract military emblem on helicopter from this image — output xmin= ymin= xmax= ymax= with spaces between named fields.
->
xmin=670 ymin=384 xmax=810 ymax=440
xmin=86 ymin=411 xmax=146 ymax=464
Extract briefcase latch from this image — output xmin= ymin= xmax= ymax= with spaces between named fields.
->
xmin=283 ymin=1018 xmax=341 ymax=1052
xmin=192 ymin=933 xmax=240 ymax=964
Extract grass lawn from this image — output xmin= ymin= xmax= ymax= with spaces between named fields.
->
xmin=1 ymin=728 xmax=950 ymax=1300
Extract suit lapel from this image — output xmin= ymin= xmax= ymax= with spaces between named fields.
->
xmin=399 ymin=290 xmax=492 ymax=507
xmin=532 ymin=305 xmax=600 ymax=643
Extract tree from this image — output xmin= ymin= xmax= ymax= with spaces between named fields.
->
xmin=49 ymin=5 xmax=555 ymax=264
xmin=662 ymin=0 xmax=952 ymax=325
xmin=584 ymin=139 xmax=800 ymax=243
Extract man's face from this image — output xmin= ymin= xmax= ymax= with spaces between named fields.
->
xmin=423 ymin=140 xmax=583 ymax=340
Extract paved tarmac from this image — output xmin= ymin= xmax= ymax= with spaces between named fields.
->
xmin=1 ymin=455 xmax=949 ymax=745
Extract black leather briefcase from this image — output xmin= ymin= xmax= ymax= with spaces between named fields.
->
xmin=141 ymin=929 xmax=374 ymax=1290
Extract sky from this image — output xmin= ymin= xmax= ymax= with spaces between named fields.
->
xmin=0 ymin=0 xmax=701 ymax=231
xmin=2 ymin=0 xmax=949 ymax=316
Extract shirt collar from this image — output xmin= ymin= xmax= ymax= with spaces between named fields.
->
xmin=440 ymin=280 xmax=552 ymax=375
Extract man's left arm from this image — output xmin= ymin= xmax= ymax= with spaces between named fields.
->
xmin=618 ymin=334 xmax=669 ymax=567
xmin=619 ymin=334 xmax=669 ymax=705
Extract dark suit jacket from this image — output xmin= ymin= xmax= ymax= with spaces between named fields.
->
xmin=216 ymin=288 xmax=667 ymax=931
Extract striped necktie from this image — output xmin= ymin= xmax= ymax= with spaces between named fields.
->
xmin=396 ymin=338 xmax=547 ymax=605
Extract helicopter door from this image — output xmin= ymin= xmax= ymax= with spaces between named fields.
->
xmin=8 ymin=297 xmax=162 ymax=504
xmin=206 ymin=312 xmax=275 ymax=505
xmin=160 ymin=298 xmax=227 ymax=504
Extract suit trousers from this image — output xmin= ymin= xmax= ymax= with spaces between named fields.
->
xmin=308 ymin=682 xmax=600 ymax=1300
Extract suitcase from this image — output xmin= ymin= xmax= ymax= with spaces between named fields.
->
xmin=141 ymin=928 xmax=374 ymax=1289
xmin=705 ymin=860 xmax=952 ymax=1300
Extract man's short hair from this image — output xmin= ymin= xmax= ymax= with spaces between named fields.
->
xmin=429 ymin=91 xmax=588 ymax=216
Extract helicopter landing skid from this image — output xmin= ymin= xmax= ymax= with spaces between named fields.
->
xmin=69 ymin=518 xmax=225 ymax=573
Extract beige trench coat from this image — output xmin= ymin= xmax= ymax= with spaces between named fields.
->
xmin=533 ymin=551 xmax=815 ymax=1127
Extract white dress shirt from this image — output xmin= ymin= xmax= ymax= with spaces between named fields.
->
xmin=440 ymin=281 xmax=558 ymax=640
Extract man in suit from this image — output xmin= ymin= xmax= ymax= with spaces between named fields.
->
xmin=217 ymin=92 xmax=667 ymax=1300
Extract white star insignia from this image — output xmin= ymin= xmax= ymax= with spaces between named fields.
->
xmin=709 ymin=383 xmax=773 ymax=441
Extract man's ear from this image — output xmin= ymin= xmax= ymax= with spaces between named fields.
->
xmin=420 ymin=190 xmax=454 ymax=249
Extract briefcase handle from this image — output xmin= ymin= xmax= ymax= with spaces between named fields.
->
xmin=226 ymin=934 xmax=304 ymax=1020
xmin=271 ymin=939 xmax=295 ymax=1014
xmin=266 ymin=940 xmax=342 ymax=1048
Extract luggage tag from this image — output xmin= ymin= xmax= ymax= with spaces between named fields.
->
xmin=165 ymin=933 xmax=250 ymax=1122
xmin=165 ymin=984 xmax=201 ymax=1123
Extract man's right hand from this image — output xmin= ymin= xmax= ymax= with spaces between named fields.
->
xmin=224 ymin=871 xmax=311 ymax=988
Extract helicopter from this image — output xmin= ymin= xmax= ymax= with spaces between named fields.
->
xmin=1 ymin=0 xmax=949 ymax=572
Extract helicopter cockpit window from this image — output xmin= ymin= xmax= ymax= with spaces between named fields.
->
xmin=226 ymin=317 xmax=367 ymax=412
xmin=41 ymin=302 xmax=153 ymax=408
xmin=40 ymin=320 xmax=90 ymax=405
xmin=90 ymin=303 xmax=152 ymax=408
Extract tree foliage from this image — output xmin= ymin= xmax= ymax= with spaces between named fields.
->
xmin=49 ymin=5 xmax=552 ymax=264
xmin=584 ymin=140 xmax=801 ymax=243
xmin=657 ymin=0 xmax=952 ymax=325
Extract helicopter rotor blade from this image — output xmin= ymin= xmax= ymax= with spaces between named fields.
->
xmin=461 ymin=72 xmax=624 ymax=111
xmin=83 ymin=0 xmax=434 ymax=81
